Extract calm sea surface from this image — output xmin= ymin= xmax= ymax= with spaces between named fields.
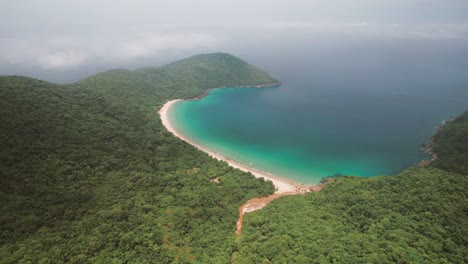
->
xmin=170 ymin=65 xmax=468 ymax=184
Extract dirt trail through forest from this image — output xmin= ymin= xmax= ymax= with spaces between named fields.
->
xmin=236 ymin=185 xmax=324 ymax=237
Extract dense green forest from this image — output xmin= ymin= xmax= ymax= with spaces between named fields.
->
xmin=236 ymin=112 xmax=468 ymax=264
xmin=1 ymin=52 xmax=467 ymax=263
xmin=0 ymin=53 xmax=277 ymax=263
xmin=431 ymin=111 xmax=468 ymax=175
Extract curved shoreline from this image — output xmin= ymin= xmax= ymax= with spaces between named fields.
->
xmin=188 ymin=82 xmax=282 ymax=101
xmin=159 ymin=98 xmax=312 ymax=194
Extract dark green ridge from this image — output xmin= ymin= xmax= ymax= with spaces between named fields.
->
xmin=76 ymin=52 xmax=278 ymax=103
xmin=237 ymin=112 xmax=468 ymax=264
xmin=0 ymin=53 xmax=276 ymax=263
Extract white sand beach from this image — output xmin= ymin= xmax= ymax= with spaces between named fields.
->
xmin=159 ymin=99 xmax=306 ymax=194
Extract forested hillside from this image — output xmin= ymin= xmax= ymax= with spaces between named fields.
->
xmin=1 ymin=52 xmax=466 ymax=263
xmin=0 ymin=53 xmax=277 ymax=263
xmin=431 ymin=111 xmax=468 ymax=175
xmin=236 ymin=113 xmax=468 ymax=264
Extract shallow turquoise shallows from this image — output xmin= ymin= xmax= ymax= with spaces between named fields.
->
xmin=169 ymin=82 xmax=468 ymax=184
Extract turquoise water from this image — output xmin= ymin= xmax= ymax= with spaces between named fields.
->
xmin=170 ymin=82 xmax=468 ymax=184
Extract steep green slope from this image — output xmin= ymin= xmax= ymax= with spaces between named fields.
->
xmin=77 ymin=52 xmax=279 ymax=103
xmin=0 ymin=53 xmax=276 ymax=263
xmin=137 ymin=52 xmax=279 ymax=99
xmin=237 ymin=112 xmax=468 ymax=263
xmin=431 ymin=111 xmax=468 ymax=175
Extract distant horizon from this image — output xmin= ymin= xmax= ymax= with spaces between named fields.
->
xmin=2 ymin=1 xmax=468 ymax=83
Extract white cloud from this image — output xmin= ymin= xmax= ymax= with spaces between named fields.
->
xmin=1 ymin=32 xmax=219 ymax=69
xmin=1 ymin=21 xmax=467 ymax=70
xmin=36 ymin=51 xmax=88 ymax=69
xmin=113 ymin=33 xmax=219 ymax=59
xmin=257 ymin=21 xmax=468 ymax=40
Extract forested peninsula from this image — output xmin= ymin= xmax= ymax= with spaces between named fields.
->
xmin=1 ymin=53 xmax=467 ymax=263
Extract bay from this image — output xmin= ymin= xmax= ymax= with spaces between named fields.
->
xmin=170 ymin=67 xmax=468 ymax=184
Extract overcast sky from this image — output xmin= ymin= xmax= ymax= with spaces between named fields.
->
xmin=1 ymin=0 xmax=467 ymax=82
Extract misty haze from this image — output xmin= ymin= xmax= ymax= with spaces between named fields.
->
xmin=1 ymin=1 xmax=467 ymax=263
